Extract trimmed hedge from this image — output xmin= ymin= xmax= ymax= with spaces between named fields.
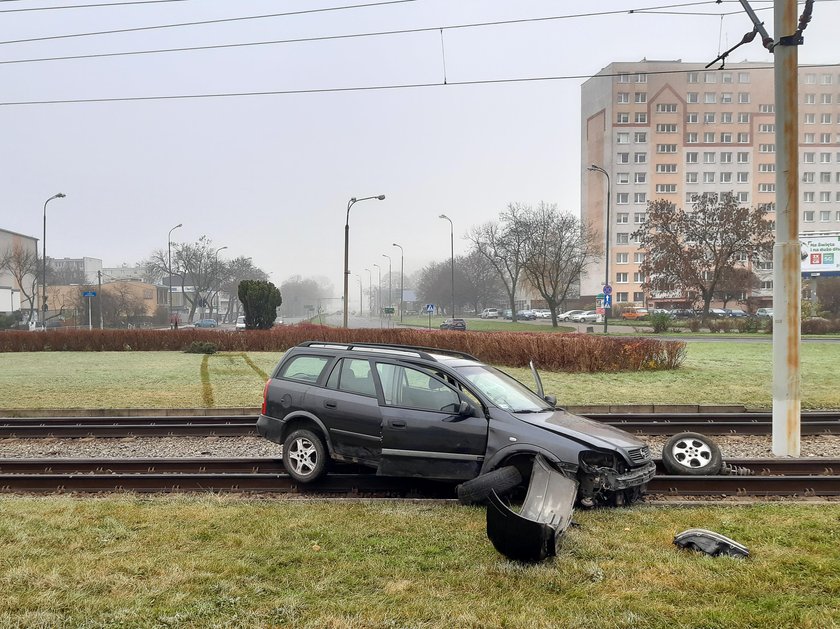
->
xmin=0 ymin=324 xmax=686 ymax=372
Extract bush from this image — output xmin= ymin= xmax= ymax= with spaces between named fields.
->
xmin=0 ymin=324 xmax=687 ymax=372
xmin=238 ymin=280 xmax=282 ymax=330
xmin=649 ymin=312 xmax=671 ymax=334
xmin=736 ymin=317 xmax=761 ymax=333
xmin=687 ymin=319 xmax=701 ymax=333
xmin=184 ymin=341 xmax=218 ymax=354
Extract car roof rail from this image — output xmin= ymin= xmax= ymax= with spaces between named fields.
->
xmin=297 ymin=341 xmax=478 ymax=362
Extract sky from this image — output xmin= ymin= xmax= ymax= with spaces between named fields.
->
xmin=2 ymin=0 xmax=839 ymax=301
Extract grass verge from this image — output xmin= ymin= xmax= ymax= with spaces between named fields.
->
xmin=0 ymin=496 xmax=838 ymax=628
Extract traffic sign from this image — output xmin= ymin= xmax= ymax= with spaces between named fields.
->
xmin=384 ymin=307 xmax=395 ymax=314
xmin=603 ymin=285 xmax=613 ymax=295
xmin=82 ymin=291 xmax=96 ymax=297
xmin=425 ymin=304 xmax=435 ymax=313
xmin=604 ymin=294 xmax=612 ymax=307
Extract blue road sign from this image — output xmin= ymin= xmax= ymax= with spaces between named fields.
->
xmin=425 ymin=304 xmax=435 ymax=313
xmin=604 ymin=294 xmax=612 ymax=307
xmin=82 ymin=291 xmax=96 ymax=297
xmin=603 ymin=285 xmax=613 ymax=295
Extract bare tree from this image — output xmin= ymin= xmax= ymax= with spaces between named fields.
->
xmin=713 ymin=267 xmax=761 ymax=308
xmin=45 ymin=259 xmax=87 ymax=285
xmin=633 ymin=192 xmax=774 ymax=316
xmin=0 ymin=241 xmax=39 ymax=323
xmin=468 ymin=203 xmax=531 ymax=322
xmin=521 ymin=202 xmax=600 ymax=327
xmin=458 ymin=250 xmax=505 ymax=314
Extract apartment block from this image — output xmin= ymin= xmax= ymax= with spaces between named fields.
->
xmin=580 ymin=59 xmax=840 ymax=308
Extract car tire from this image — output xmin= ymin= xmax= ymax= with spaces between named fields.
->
xmin=662 ymin=432 xmax=723 ymax=476
xmin=283 ymin=428 xmax=328 ymax=483
xmin=456 ymin=465 xmax=522 ymax=505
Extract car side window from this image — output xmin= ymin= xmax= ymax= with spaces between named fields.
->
xmin=375 ymin=363 xmax=460 ymax=413
xmin=334 ymin=358 xmax=377 ymax=397
xmin=278 ymin=355 xmax=331 ymax=384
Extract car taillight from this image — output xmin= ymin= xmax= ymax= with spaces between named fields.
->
xmin=261 ymin=379 xmax=270 ymax=415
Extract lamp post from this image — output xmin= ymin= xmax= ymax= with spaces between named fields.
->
xmin=392 ymin=243 xmax=404 ymax=322
xmin=212 ymin=245 xmax=228 ymax=318
xmin=372 ymin=263 xmax=381 ymax=317
xmin=168 ymin=223 xmax=183 ymax=328
xmin=439 ymin=214 xmax=455 ymax=317
xmin=41 ymin=192 xmax=66 ymax=327
xmin=343 ymin=194 xmax=385 ymax=328
xmin=364 ymin=268 xmax=372 ymax=318
xmin=588 ymin=164 xmax=611 ymax=334
xmin=381 ymin=253 xmax=392 ymax=312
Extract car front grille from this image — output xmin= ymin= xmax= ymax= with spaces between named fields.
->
xmin=628 ymin=446 xmax=651 ymax=463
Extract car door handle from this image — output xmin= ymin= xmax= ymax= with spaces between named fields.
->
xmin=390 ymin=420 xmax=406 ymax=428
xmin=325 ymin=401 xmax=337 ymax=409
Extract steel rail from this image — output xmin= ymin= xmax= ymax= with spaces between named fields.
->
xmin=1 ymin=457 xmax=839 ymax=496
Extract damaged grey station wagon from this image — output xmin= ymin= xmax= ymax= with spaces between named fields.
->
xmin=257 ymin=342 xmax=655 ymax=506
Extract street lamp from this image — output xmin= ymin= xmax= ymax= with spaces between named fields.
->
xmin=364 ymin=268 xmax=372 ymax=319
xmin=588 ymin=164 xmax=611 ymax=334
xmin=439 ymin=214 xmax=455 ymax=317
xmin=41 ymin=192 xmax=66 ymax=327
xmin=168 ymin=223 xmax=183 ymax=328
xmin=372 ymin=263 xmax=382 ymax=317
xmin=343 ymin=194 xmax=385 ymax=328
xmin=392 ymin=243 xmax=404 ymax=322
xmin=212 ymin=245 xmax=228 ymax=318
xmin=381 ymin=253 xmax=392 ymax=314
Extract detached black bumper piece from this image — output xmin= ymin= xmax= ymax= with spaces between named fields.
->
xmin=673 ymin=528 xmax=750 ymax=558
xmin=486 ymin=455 xmax=578 ymax=562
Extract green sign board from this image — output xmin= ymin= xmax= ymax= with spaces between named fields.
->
xmin=384 ymin=307 xmax=395 ymax=314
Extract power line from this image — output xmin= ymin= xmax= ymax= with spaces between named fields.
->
xmin=0 ymin=0 xmax=419 ymax=46
xmin=0 ymin=0 xmax=190 ymax=13
xmin=2 ymin=62 xmax=838 ymax=108
xmin=0 ymin=0 xmax=775 ymax=65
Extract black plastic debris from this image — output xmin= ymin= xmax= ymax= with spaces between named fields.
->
xmin=673 ymin=528 xmax=750 ymax=558
xmin=486 ymin=455 xmax=578 ymax=562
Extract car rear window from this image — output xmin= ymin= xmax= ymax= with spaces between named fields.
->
xmin=278 ymin=355 xmax=331 ymax=384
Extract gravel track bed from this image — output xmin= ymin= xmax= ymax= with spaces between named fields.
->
xmin=0 ymin=434 xmax=838 ymax=459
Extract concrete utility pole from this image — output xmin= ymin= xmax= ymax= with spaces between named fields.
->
xmin=772 ymin=0 xmax=803 ymax=456
xmin=97 ymin=270 xmax=103 ymax=329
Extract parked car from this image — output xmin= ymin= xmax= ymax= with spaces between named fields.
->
xmin=503 ymin=309 xmax=513 ymax=320
xmin=480 ymin=308 xmax=499 ymax=319
xmin=517 ymin=309 xmax=537 ymax=320
xmin=708 ymin=308 xmax=728 ymax=318
xmin=235 ymin=315 xmax=246 ymax=330
xmin=725 ymin=309 xmax=749 ymax=318
xmin=273 ymin=317 xmax=284 ymax=327
xmin=620 ymin=308 xmax=649 ymax=320
xmin=257 ymin=342 xmax=655 ymax=506
xmin=558 ymin=309 xmax=584 ymax=321
xmin=193 ymin=318 xmax=218 ymax=328
xmin=439 ymin=318 xmax=467 ymax=331
xmin=668 ymin=309 xmax=695 ymax=319
xmin=756 ymin=308 xmax=774 ymax=318
xmin=534 ymin=309 xmax=552 ymax=319
xmin=578 ymin=310 xmax=600 ymax=323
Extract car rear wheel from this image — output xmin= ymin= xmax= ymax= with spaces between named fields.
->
xmin=283 ymin=428 xmax=328 ymax=483
xmin=662 ymin=432 xmax=723 ymax=476
xmin=456 ymin=465 xmax=522 ymax=505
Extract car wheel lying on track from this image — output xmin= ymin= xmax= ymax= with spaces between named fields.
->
xmin=662 ymin=432 xmax=723 ymax=476
xmin=456 ymin=466 xmax=522 ymax=505
xmin=283 ymin=428 xmax=328 ymax=483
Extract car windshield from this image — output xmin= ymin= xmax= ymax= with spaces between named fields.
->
xmin=454 ymin=365 xmax=551 ymax=413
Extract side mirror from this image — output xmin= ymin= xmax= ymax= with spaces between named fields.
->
xmin=458 ymin=400 xmax=473 ymax=417
xmin=544 ymin=395 xmax=557 ymax=407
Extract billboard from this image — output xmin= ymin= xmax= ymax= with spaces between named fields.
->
xmin=800 ymin=232 xmax=840 ymax=277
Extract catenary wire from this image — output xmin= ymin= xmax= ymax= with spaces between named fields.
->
xmin=2 ymin=63 xmax=839 ymax=108
xmin=0 ymin=0 xmax=190 ymax=13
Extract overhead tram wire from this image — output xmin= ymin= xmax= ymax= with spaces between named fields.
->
xmin=0 ymin=0 xmax=788 ymax=66
xmin=2 ymin=62 xmax=839 ymax=108
xmin=0 ymin=0 xmax=191 ymax=13
xmin=0 ymin=0 xmax=419 ymax=46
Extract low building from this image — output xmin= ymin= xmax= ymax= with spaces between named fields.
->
xmin=0 ymin=227 xmax=39 ymax=317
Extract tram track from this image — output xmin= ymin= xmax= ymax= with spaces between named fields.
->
xmin=1 ymin=457 xmax=838 ymax=497
xmin=2 ymin=411 xmax=840 ymax=438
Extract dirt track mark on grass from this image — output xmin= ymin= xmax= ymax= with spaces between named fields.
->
xmin=200 ymin=355 xmax=215 ymax=407
xmin=237 ymin=353 xmax=269 ymax=380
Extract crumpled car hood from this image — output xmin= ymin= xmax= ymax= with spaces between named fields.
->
xmin=512 ymin=409 xmax=646 ymax=451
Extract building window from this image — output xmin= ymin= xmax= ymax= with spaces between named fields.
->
xmin=761 ymin=281 xmax=773 ymax=290
xmin=805 ymin=133 xmax=815 ymax=144
xmin=720 ymin=151 xmax=732 ymax=163
xmin=721 ymin=92 xmax=733 ymax=104
xmin=822 ymin=74 xmax=833 ymax=85
xmin=617 ymin=152 xmax=630 ymax=164
xmin=633 ymin=291 xmax=644 ymax=302
xmin=804 ymin=192 xmax=815 ymax=202
xmin=634 ymin=193 xmax=647 ymax=204
xmin=805 ymin=74 xmax=817 ymax=84
xmin=657 ymin=144 xmax=677 ymax=153
xmin=635 ymin=73 xmax=647 ymax=83
xmin=721 ymin=133 xmax=732 ymax=144
xmin=634 ymin=172 xmax=646 ymax=184
xmin=634 ymin=152 xmax=647 ymax=164
xmin=737 ymin=191 xmax=749 ymax=203
xmin=758 ymin=183 xmax=775 ymax=192
xmin=759 ymin=144 xmax=775 ymax=153
xmin=820 ymin=172 xmax=831 ymax=183
xmin=688 ymin=72 xmax=699 ymax=83
xmin=737 ymin=171 xmax=749 ymax=183
xmin=618 ymin=73 xmax=631 ymax=83
xmin=804 ymin=113 xmax=816 ymax=124
xmin=686 ymin=172 xmax=698 ymax=183
xmin=820 ymin=191 xmax=831 ymax=202
xmin=633 ymin=272 xmax=644 ymax=283
xmin=617 ymin=132 xmax=630 ymax=144
xmin=759 ymin=104 xmax=775 ymax=113
xmin=704 ymin=132 xmax=715 ymax=143
xmin=616 ymin=252 xmax=629 ymax=264
xmin=686 ymin=152 xmax=698 ymax=163
xmin=805 ymin=93 xmax=816 ymax=104
xmin=820 ymin=211 xmax=831 ymax=222
xmin=758 ymin=123 xmax=775 ymax=133
xmin=704 ymin=92 xmax=717 ymax=104
xmin=616 ymin=292 xmax=629 ymax=303
xmin=687 ymin=92 xmax=699 ymax=103
xmin=617 ymin=213 xmax=629 ymax=223
xmin=634 ymin=212 xmax=646 ymax=224
xmin=686 ymin=112 xmax=698 ymax=123
xmin=720 ymin=172 xmax=732 ymax=183
xmin=703 ymin=112 xmax=716 ymax=124
xmin=656 ymin=163 xmax=677 ymax=173
xmin=703 ymin=152 xmax=716 ymax=164
xmin=737 ymin=152 xmax=749 ymax=163
xmin=616 ymin=233 xmax=629 ymax=244
xmin=820 ymin=133 xmax=831 ymax=144
xmin=737 ymin=132 xmax=750 ymax=143
xmin=738 ymin=72 xmax=750 ymax=83
xmin=657 ymin=103 xmax=678 ymax=113
xmin=617 ymin=172 xmax=630 ymax=184
xmin=687 ymin=132 xmax=698 ymax=143
xmin=703 ymin=172 xmax=715 ymax=183
xmin=616 ymin=193 xmax=630 ymax=205
xmin=804 ymin=211 xmax=814 ymax=222
xmin=655 ymin=184 xmax=677 ymax=194
xmin=738 ymin=92 xmax=750 ymax=103
xmin=617 ymin=112 xmax=629 ymax=123
xmin=821 ymin=153 xmax=831 ymax=163
xmin=821 ymin=113 xmax=832 ymax=123
xmin=634 ymin=132 xmax=647 ymax=143
xmin=634 ymin=252 xmax=646 ymax=263
xmin=616 ymin=272 xmax=629 ymax=283
xmin=721 ymin=72 xmax=732 ymax=84
xmin=721 ymin=112 xmax=733 ymax=123
xmin=617 ymin=92 xmax=629 ymax=103
xmin=803 ymin=152 xmax=815 ymax=163
xmin=635 ymin=112 xmax=648 ymax=124
xmin=635 ymin=92 xmax=647 ymax=103
xmin=821 ymin=93 xmax=832 ymax=104
xmin=758 ymin=163 xmax=775 ymax=172
xmin=803 ymin=171 xmax=814 ymax=183
xmin=656 ymin=123 xmax=677 ymax=133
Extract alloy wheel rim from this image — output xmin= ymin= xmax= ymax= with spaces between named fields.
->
xmin=288 ymin=437 xmax=318 ymax=476
xmin=671 ymin=438 xmax=713 ymax=469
